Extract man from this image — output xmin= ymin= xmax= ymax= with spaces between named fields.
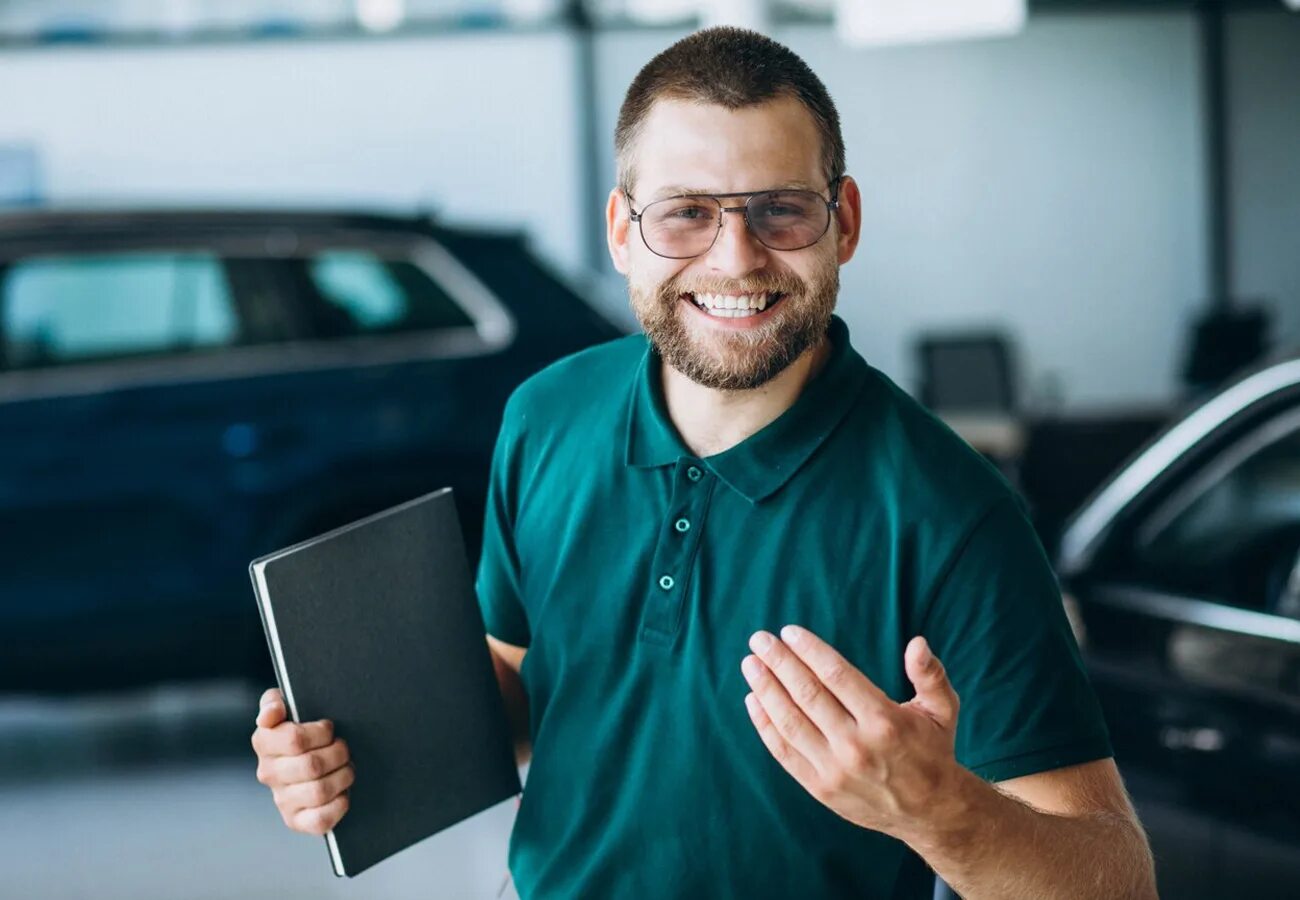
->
xmin=253 ymin=26 xmax=1158 ymax=899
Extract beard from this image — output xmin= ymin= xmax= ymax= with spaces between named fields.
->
xmin=626 ymin=247 xmax=840 ymax=392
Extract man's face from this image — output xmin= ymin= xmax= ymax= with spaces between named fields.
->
xmin=607 ymin=95 xmax=859 ymax=391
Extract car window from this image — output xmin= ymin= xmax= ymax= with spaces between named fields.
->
xmin=306 ymin=250 xmax=473 ymax=337
xmin=0 ymin=252 xmax=237 ymax=370
xmin=1134 ymin=410 xmax=1300 ymax=612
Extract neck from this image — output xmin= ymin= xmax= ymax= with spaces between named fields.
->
xmin=661 ymin=332 xmax=833 ymax=458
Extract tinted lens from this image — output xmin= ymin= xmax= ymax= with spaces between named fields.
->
xmin=748 ymin=190 xmax=829 ymax=250
xmin=640 ymin=196 xmax=721 ymax=258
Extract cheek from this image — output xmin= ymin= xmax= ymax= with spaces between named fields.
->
xmin=629 ymin=257 xmax=691 ymax=296
xmin=788 ymin=252 xmax=836 ymax=293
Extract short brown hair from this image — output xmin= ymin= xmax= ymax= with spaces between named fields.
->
xmin=614 ymin=26 xmax=845 ymax=196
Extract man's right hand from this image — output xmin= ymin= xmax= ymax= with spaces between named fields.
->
xmin=251 ymin=688 xmax=354 ymax=835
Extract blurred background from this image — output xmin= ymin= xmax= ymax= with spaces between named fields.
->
xmin=1 ymin=0 xmax=1297 ymax=897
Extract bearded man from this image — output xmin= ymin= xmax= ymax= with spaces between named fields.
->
xmin=254 ymin=25 xmax=1157 ymax=900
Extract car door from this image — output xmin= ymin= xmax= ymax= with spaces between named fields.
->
xmin=0 ymin=249 xmax=285 ymax=688
xmin=226 ymin=235 xmax=522 ymax=558
xmin=1068 ymin=402 xmax=1300 ymax=898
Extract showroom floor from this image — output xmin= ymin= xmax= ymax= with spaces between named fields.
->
xmin=3 ymin=682 xmax=1290 ymax=899
xmin=0 ymin=683 xmax=521 ymax=900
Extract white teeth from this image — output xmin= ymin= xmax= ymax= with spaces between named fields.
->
xmin=691 ymin=292 xmax=775 ymax=310
xmin=687 ymin=292 xmax=781 ymax=317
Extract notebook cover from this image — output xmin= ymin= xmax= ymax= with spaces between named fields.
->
xmin=249 ymin=487 xmax=522 ymax=877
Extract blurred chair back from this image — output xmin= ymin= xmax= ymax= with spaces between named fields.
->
xmin=917 ymin=331 xmax=1018 ymax=414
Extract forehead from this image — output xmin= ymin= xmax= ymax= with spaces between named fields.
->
xmin=631 ymin=95 xmax=824 ymax=200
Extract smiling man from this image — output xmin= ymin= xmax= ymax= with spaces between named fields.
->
xmin=471 ymin=26 xmax=1156 ymax=899
xmin=252 ymin=24 xmax=1157 ymax=900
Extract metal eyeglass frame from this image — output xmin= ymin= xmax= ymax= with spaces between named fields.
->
xmin=625 ymin=174 xmax=844 ymax=259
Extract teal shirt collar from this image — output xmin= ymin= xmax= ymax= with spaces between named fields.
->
xmin=624 ymin=314 xmax=870 ymax=503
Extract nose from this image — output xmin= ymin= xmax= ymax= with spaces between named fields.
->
xmin=703 ymin=207 xmax=769 ymax=280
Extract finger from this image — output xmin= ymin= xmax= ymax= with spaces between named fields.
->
xmin=258 ymin=687 xmax=282 ymax=707
xmin=290 ymin=792 xmax=350 ymax=836
xmin=903 ymin=636 xmax=959 ymax=728
xmin=747 ymin=630 xmax=854 ymax=738
xmin=255 ymin=691 xmax=286 ymax=729
xmin=744 ymin=692 xmax=820 ymax=787
xmin=741 ymin=654 xmax=830 ymax=766
xmin=778 ymin=625 xmax=894 ymax=722
xmin=254 ymin=718 xmax=334 ymax=758
xmin=266 ymin=738 xmax=350 ymax=786
xmin=275 ymin=762 xmax=355 ymax=814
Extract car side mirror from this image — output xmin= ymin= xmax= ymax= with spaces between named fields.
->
xmin=1272 ymin=545 xmax=1300 ymax=620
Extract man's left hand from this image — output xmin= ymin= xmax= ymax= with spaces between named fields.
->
xmin=741 ymin=625 xmax=966 ymax=840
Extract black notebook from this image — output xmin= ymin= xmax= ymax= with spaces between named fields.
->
xmin=248 ymin=487 xmax=522 ymax=878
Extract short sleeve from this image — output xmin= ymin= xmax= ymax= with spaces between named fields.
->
xmin=474 ymin=393 xmax=531 ymax=647
xmin=919 ymin=495 xmax=1113 ymax=783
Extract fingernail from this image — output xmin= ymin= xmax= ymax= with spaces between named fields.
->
xmin=750 ymin=631 xmax=773 ymax=653
xmin=918 ymin=639 xmax=932 ymax=667
xmin=741 ymin=655 xmax=761 ymax=680
xmin=780 ymin=625 xmax=803 ymax=646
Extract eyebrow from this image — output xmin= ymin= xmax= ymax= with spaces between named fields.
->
xmin=649 ymin=180 xmax=820 ymax=201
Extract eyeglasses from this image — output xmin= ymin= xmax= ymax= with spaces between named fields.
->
xmin=625 ymin=175 xmax=843 ymax=260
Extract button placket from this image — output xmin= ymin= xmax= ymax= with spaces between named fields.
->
xmin=640 ymin=459 xmax=712 ymax=645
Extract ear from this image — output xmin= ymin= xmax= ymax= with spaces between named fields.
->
xmin=832 ymin=175 xmax=862 ymax=266
xmin=606 ymin=186 xmax=632 ymax=275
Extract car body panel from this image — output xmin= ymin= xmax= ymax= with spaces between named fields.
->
xmin=0 ymin=209 xmax=626 ymax=691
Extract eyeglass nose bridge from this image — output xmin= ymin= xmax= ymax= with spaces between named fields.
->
xmin=706 ymin=202 xmax=760 ymax=253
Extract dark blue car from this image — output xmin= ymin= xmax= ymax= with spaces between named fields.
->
xmin=1057 ymin=347 xmax=1300 ymax=897
xmin=0 ymin=209 xmax=625 ymax=692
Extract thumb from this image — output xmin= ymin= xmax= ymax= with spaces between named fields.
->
xmin=903 ymin=636 xmax=959 ymax=729
xmin=256 ymin=692 xmax=286 ymax=729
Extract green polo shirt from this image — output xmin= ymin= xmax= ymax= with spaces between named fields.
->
xmin=475 ymin=314 xmax=1112 ymax=899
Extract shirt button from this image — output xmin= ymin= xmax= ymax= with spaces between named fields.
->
xmin=686 ymin=466 xmax=703 ymax=482
xmin=674 ymin=518 xmax=691 ymax=533
xmin=658 ymin=574 xmax=675 ymax=591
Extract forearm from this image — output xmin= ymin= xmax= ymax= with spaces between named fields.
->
xmin=900 ymin=768 xmax=1157 ymax=900
xmin=488 ymin=644 xmax=532 ymax=765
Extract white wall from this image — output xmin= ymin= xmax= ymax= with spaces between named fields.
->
xmin=595 ymin=13 xmax=1210 ymax=410
xmin=0 ymin=32 xmax=587 ymax=272
xmin=2 ymin=11 xmax=1293 ymax=409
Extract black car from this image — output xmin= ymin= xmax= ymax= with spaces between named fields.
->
xmin=1057 ymin=349 xmax=1300 ymax=898
xmin=0 ymin=208 xmax=625 ymax=693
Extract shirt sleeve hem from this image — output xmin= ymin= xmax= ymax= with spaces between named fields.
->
xmin=964 ymin=734 xmax=1114 ymax=784
xmin=482 ymin=618 xmax=530 ymax=649
xmin=478 ymin=591 xmax=531 ymax=648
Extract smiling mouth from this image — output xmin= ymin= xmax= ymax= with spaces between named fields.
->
xmin=679 ymin=291 xmax=786 ymax=319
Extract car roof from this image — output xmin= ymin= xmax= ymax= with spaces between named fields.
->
xmin=0 ymin=206 xmax=431 ymax=232
xmin=1058 ymin=347 xmax=1300 ymax=576
xmin=0 ymin=206 xmax=524 ymax=254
